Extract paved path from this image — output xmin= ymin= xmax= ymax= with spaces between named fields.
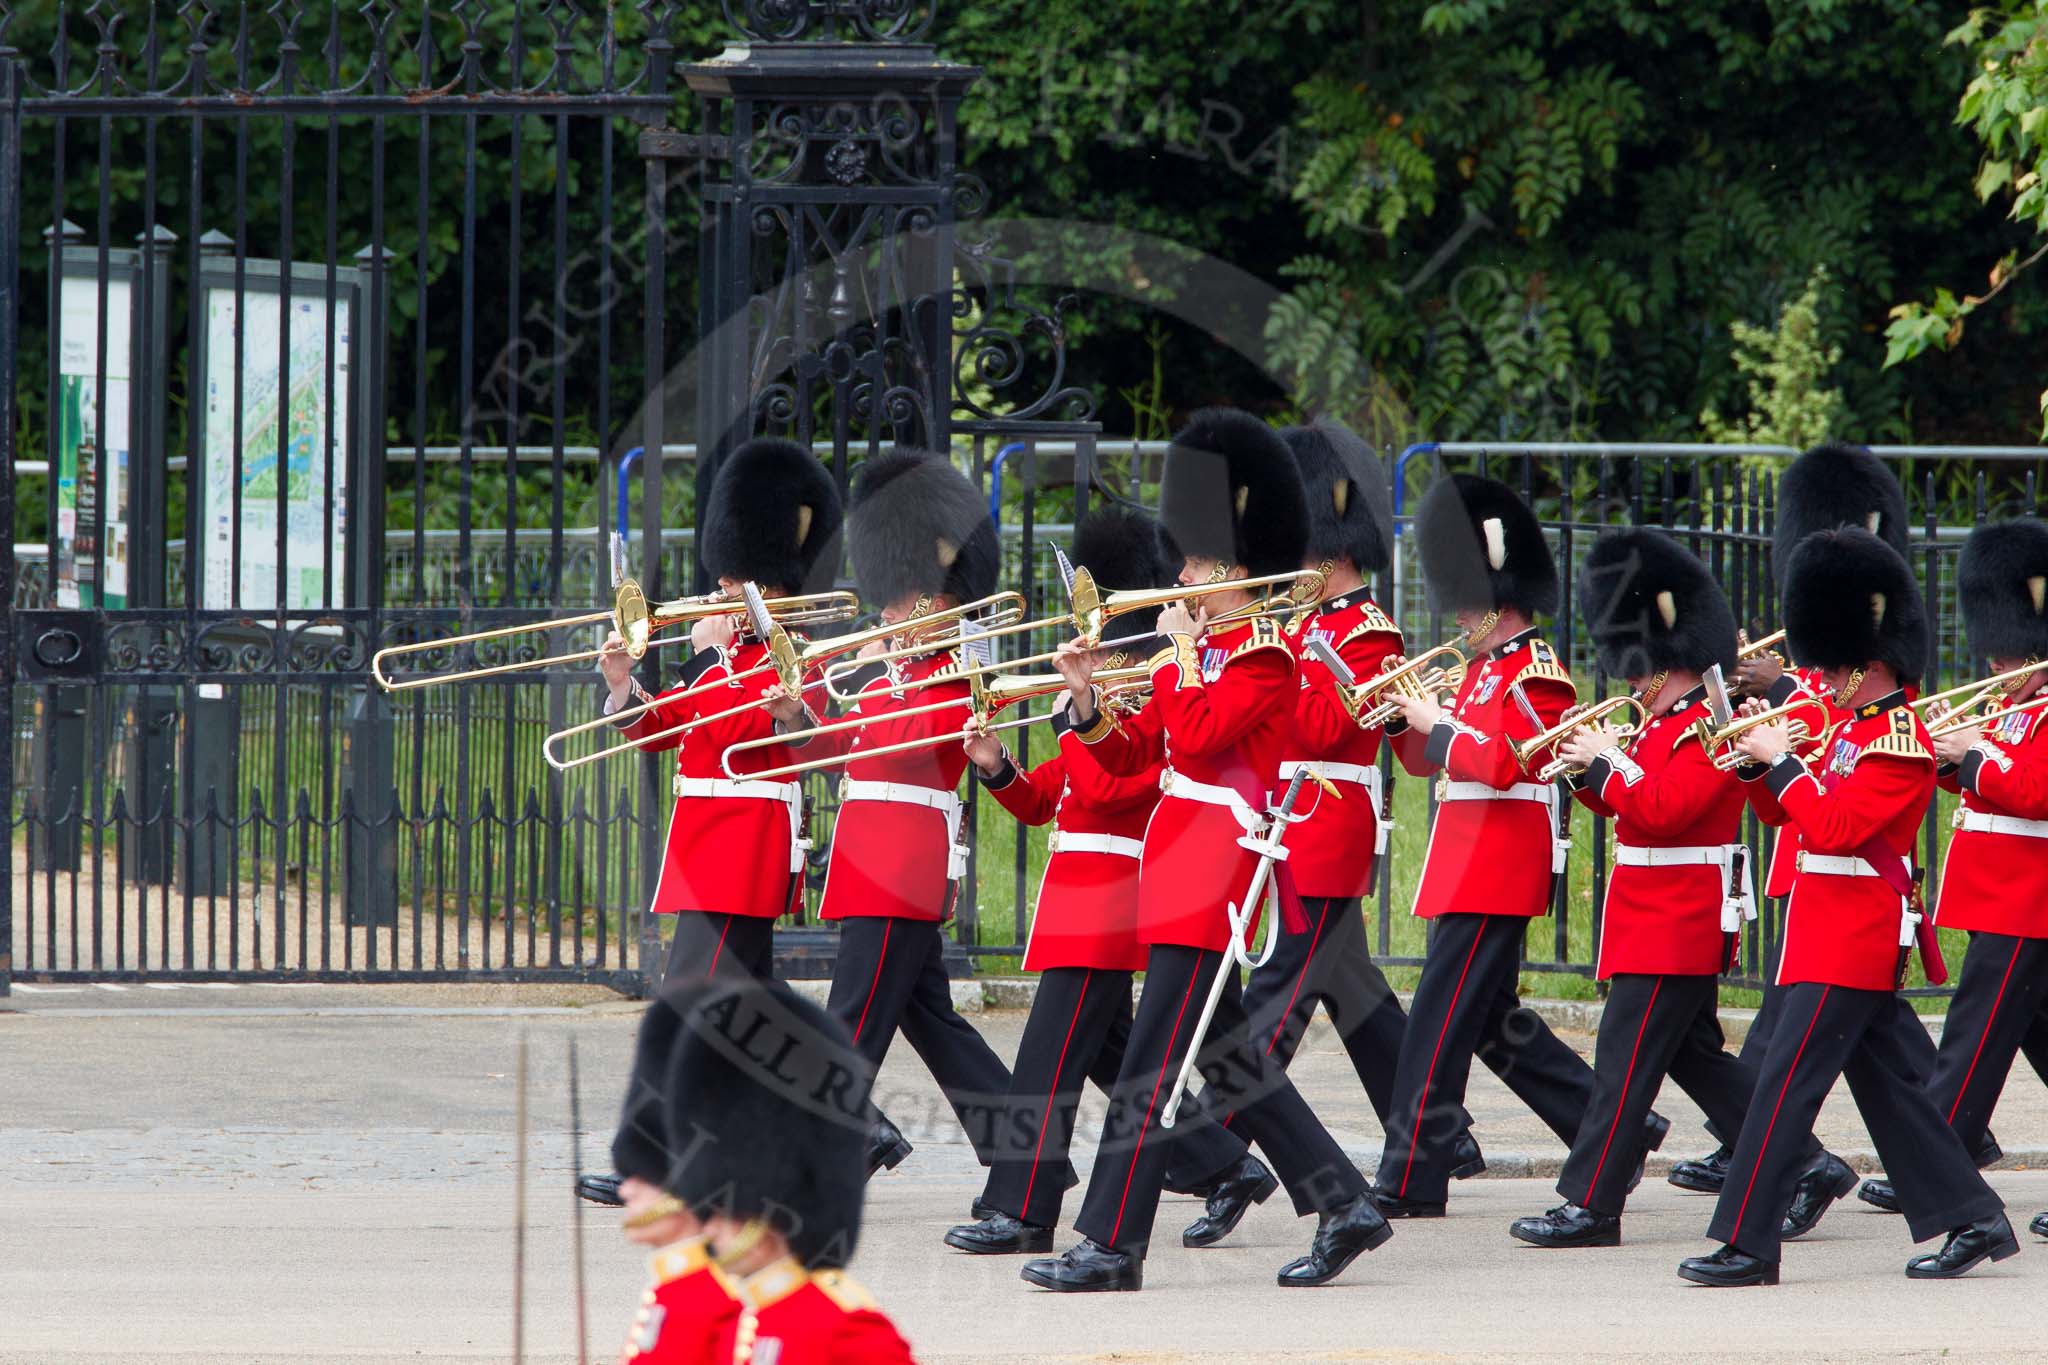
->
xmin=3 ymin=991 xmax=2045 ymax=1362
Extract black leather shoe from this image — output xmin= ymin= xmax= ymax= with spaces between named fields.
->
xmin=1182 ymin=1156 xmax=1278 ymax=1248
xmin=1859 ymin=1178 xmax=1900 ymax=1213
xmin=945 ymin=1213 xmax=1053 ymax=1255
xmin=1510 ymin=1202 xmax=1621 ymax=1249
xmin=865 ymin=1116 xmax=912 ymax=1179
xmin=970 ymin=1197 xmax=996 ymax=1221
xmin=1163 ymin=1172 xmax=1217 ymax=1198
xmin=1905 ymin=1215 xmax=2020 ymax=1279
xmin=1276 ymin=1194 xmax=1393 ymax=1286
xmin=1668 ymin=1145 xmax=1731 ymax=1194
xmin=1975 ymin=1130 xmax=2003 ymax=1169
xmin=1781 ymin=1152 xmax=1858 ymax=1240
xmin=575 ymin=1172 xmax=624 ymax=1207
xmin=1450 ymin=1130 xmax=1487 ymax=1181
xmin=1020 ymin=1238 xmax=1142 ymax=1292
xmin=1677 ymin=1244 xmax=1780 ymax=1287
xmin=1372 ymin=1188 xmax=1446 ymax=1219
xmin=2029 ymin=1211 xmax=2047 ymax=1240
xmin=1625 ymin=1112 xmax=1673 ymax=1194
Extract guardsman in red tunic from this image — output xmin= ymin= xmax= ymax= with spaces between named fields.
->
xmin=792 ymin=450 xmax=1014 ymax=1181
xmin=659 ymin=978 xmax=919 ymax=1364
xmin=1020 ymin=409 xmax=1387 ymax=1293
xmin=582 ymin=437 xmax=844 ymax=1211
xmin=942 ymin=507 xmax=1252 ymax=1256
xmin=1856 ymin=518 xmax=2048 ymax=1224
xmin=611 ymin=986 xmax=738 ymax=1365
xmin=1678 ymin=528 xmax=2014 ymax=1287
xmin=1510 ymin=528 xmax=1836 ymax=1247
xmin=1370 ymin=474 xmax=1633 ymax=1219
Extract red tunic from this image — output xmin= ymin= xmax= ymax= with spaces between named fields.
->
xmin=1744 ymin=697 xmax=1935 ymax=991
xmin=812 ymin=650 xmax=972 ymax=922
xmin=983 ymin=714 xmax=1158 ymax=973
xmin=1758 ymin=666 xmax=1850 ymax=898
xmin=1572 ymin=691 xmax=1747 ymax=977
xmin=618 ymin=1237 xmax=738 ymax=1365
xmin=1078 ymin=616 xmax=1297 ymax=952
xmin=1285 ymin=594 xmax=1402 ymax=897
xmin=713 ymin=1259 xmax=917 ymax=1365
xmin=617 ymin=639 xmax=822 ymax=920
xmin=1391 ymin=630 xmax=1576 ymax=920
xmin=1935 ymin=705 xmax=2048 ymax=938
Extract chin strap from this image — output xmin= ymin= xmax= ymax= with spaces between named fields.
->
xmin=1465 ymin=609 xmax=1502 ymax=649
xmin=711 ymin=1217 xmax=770 ymax=1271
xmin=1833 ymin=666 xmax=1866 ymax=705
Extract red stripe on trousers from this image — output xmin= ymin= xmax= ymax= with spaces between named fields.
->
xmin=1019 ymin=972 xmax=1094 ymax=1218
xmin=852 ymin=920 xmax=894 ymax=1045
xmin=1108 ymin=958 xmax=1206 ymax=1247
xmin=1583 ymin=976 xmax=1662 ymax=1199
xmin=704 ymin=915 xmax=733 ymax=978
xmin=1266 ymin=900 xmax=1334 ymax=1056
xmin=1946 ymin=938 xmax=2024 ymax=1126
xmin=1732 ymin=984 xmax=1831 ymax=1237
xmin=1398 ymin=922 xmax=1488 ymax=1198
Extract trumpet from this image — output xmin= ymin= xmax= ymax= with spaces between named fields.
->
xmin=536 ymin=591 xmax=1025 ymax=771
xmin=1693 ymin=697 xmax=1835 ymax=772
xmin=1509 ymin=695 xmax=1651 ymax=782
xmin=1347 ymin=642 xmax=1468 ymax=729
xmin=1916 ymin=659 xmax=2048 ymax=737
xmin=1737 ymin=628 xmax=1788 ymax=663
xmin=369 ymin=581 xmax=859 ymax=692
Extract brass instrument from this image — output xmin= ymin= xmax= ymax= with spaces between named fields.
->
xmin=969 ymin=665 xmax=1153 ymax=740
xmin=1347 ymin=642 xmax=1468 ymax=729
xmin=819 ymin=567 xmax=1317 ymax=700
xmin=1916 ymin=659 xmax=2048 ymax=737
xmin=1508 ymin=695 xmax=1651 ymax=782
xmin=1694 ymin=697 xmax=1835 ymax=772
xmin=1737 ymin=628 xmax=1788 ymax=664
xmin=536 ymin=591 xmax=1025 ymax=771
xmin=369 ymin=581 xmax=859 ymax=692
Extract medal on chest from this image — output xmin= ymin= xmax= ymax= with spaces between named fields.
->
xmin=1470 ymin=669 xmax=1501 ymax=708
xmin=1199 ymin=647 xmax=1227 ymax=682
xmin=1995 ymin=710 xmax=2034 ymax=745
xmin=1826 ymin=734 xmax=1861 ymax=778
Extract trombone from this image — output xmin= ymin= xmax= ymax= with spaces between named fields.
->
xmin=369 ymin=581 xmax=858 ymax=692
xmin=1347 ymin=642 xmax=1468 ymax=729
xmin=1914 ymin=659 xmax=2048 ymax=737
xmin=1509 ymin=695 xmax=1652 ymax=782
xmin=817 ymin=568 xmax=1318 ymax=700
xmin=1693 ymin=696 xmax=1835 ymax=772
xmin=536 ymin=591 xmax=1025 ymax=771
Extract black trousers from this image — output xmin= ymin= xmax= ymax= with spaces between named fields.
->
xmin=980 ymin=966 xmax=1247 ymax=1228
xmin=1709 ymin=982 xmax=2005 ymax=1259
xmin=1557 ymin=974 xmax=1757 ymax=1215
xmin=1376 ymin=913 xmax=1598 ymax=1204
xmin=826 ymin=917 xmax=1014 ymax=1165
xmin=661 ymin=910 xmax=775 ymax=983
xmin=1924 ymin=932 xmax=2048 ymax=1153
xmin=1073 ymin=944 xmax=1369 ymax=1256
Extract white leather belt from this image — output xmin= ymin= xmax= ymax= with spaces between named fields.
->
xmin=1048 ymin=830 xmax=1144 ymax=860
xmin=1160 ymin=768 xmax=1261 ymax=833
xmin=1281 ymin=759 xmax=1388 ymax=854
xmin=1954 ymin=809 xmax=2048 ymax=839
xmin=1795 ymin=853 xmax=1883 ymax=877
xmin=838 ymin=778 xmax=968 ymax=880
xmin=1615 ymin=841 xmax=1756 ymax=930
xmin=1436 ymin=779 xmax=1567 ymax=872
xmin=672 ymin=775 xmax=809 ymax=873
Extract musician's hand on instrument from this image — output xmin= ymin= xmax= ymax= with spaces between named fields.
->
xmin=1734 ymin=722 xmax=1792 ymax=765
xmin=1052 ymin=639 xmax=1099 ymax=698
xmin=763 ymin=683 xmax=807 ymax=728
xmin=1932 ymin=724 xmax=1980 ymax=766
xmin=1734 ymin=650 xmax=1783 ymax=697
xmin=1156 ymin=600 xmax=1199 ymax=640
xmin=1558 ymin=725 xmax=1616 ymax=772
xmin=1387 ymin=689 xmax=1444 ymax=733
xmin=1735 ymin=697 xmax=1769 ymax=719
xmin=690 ymin=612 xmax=736 ymax=653
xmin=961 ymin=719 xmax=1005 ymax=775
xmin=597 ymin=630 xmax=636 ymax=698
xmin=857 ymin=637 xmax=889 ymax=660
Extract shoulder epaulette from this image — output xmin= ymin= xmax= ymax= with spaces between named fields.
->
xmin=809 ymin=1269 xmax=878 ymax=1312
xmin=1229 ymin=617 xmax=1291 ymax=660
xmin=1515 ymin=639 xmax=1577 ymax=694
xmin=1337 ymin=602 xmax=1402 ymax=651
xmin=1864 ymin=708 xmax=1933 ymax=763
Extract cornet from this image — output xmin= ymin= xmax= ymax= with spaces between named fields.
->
xmin=1915 ymin=659 xmax=2048 ymax=738
xmin=1347 ymin=642 xmax=1468 ymax=729
xmin=1509 ymin=695 xmax=1651 ymax=782
xmin=1737 ymin=628 xmax=1788 ymax=664
xmin=1694 ymin=696 xmax=1835 ymax=771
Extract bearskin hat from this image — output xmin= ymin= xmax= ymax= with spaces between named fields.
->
xmin=1772 ymin=442 xmax=1909 ymax=588
xmin=1413 ymin=473 xmax=1560 ymax=617
xmin=1281 ymin=419 xmax=1393 ymax=575
xmin=846 ymin=448 xmax=999 ymax=606
xmin=697 ymin=438 xmax=845 ymax=594
xmin=1577 ymin=528 xmax=1738 ymax=679
xmin=1783 ymin=527 xmax=1930 ymax=684
xmin=609 ymin=984 xmax=689 ymax=1187
xmin=1070 ymin=503 xmax=1171 ymax=643
xmin=1958 ymin=518 xmax=2048 ymax=662
xmin=660 ymin=978 xmax=868 ymax=1270
xmin=1155 ymin=407 xmax=1308 ymax=577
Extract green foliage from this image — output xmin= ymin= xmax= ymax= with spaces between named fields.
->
xmin=1701 ymin=266 xmax=1848 ymax=448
